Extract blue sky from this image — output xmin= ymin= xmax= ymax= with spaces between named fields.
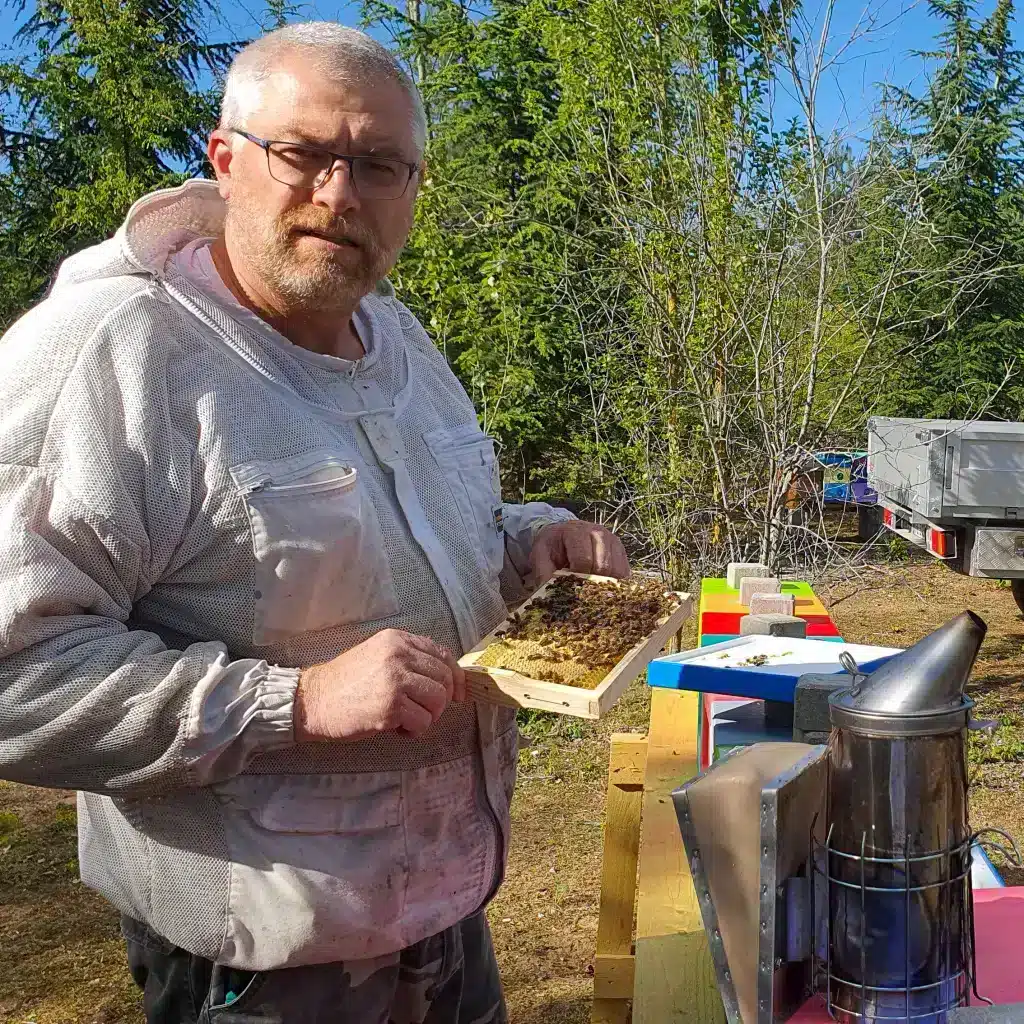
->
xmin=206 ymin=0 xmax=1015 ymax=143
xmin=0 ymin=0 xmax=1017 ymax=144
xmin=767 ymin=0 xmax=979 ymax=142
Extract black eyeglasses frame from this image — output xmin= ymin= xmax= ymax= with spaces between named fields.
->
xmin=230 ymin=128 xmax=420 ymax=199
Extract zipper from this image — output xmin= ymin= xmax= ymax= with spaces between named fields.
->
xmin=243 ymin=458 xmax=357 ymax=497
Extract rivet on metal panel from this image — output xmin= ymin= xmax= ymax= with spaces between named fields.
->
xmin=761 ymin=884 xmax=768 ymax=895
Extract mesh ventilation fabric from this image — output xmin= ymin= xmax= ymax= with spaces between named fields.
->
xmin=0 ymin=180 xmax=550 ymax=963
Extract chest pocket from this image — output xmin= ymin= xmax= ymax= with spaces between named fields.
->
xmin=424 ymin=425 xmax=504 ymax=575
xmin=231 ymin=451 xmax=399 ymax=647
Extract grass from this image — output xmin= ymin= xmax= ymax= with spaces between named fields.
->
xmin=969 ymin=718 xmax=1024 ymax=770
xmin=2 ymin=561 xmax=1023 ymax=1022
xmin=0 ymin=783 xmax=141 ymax=1024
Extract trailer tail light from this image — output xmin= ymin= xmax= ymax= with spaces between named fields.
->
xmin=927 ymin=527 xmax=956 ymax=559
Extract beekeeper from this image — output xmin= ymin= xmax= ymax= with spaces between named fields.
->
xmin=0 ymin=22 xmax=630 ymax=1024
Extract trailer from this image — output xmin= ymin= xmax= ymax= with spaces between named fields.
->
xmin=867 ymin=416 xmax=1024 ymax=614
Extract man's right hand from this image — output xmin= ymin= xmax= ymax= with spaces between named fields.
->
xmin=294 ymin=629 xmax=467 ymax=743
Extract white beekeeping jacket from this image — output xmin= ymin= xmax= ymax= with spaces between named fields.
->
xmin=0 ymin=179 xmax=574 ymax=969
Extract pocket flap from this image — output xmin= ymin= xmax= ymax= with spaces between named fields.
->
xmin=423 ymin=425 xmax=497 ymax=460
xmin=215 ymin=774 xmax=402 ymax=834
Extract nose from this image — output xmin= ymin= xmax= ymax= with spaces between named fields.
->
xmin=312 ymin=157 xmax=361 ymax=215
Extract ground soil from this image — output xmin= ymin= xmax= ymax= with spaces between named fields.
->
xmin=2 ymin=560 xmax=1022 ymax=1023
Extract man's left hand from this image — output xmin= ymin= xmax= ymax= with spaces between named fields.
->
xmin=528 ymin=520 xmax=630 ymax=586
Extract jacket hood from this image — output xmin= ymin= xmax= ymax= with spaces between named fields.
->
xmin=48 ymin=178 xmax=396 ymax=301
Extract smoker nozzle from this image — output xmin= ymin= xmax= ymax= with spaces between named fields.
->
xmin=830 ymin=610 xmax=986 ymax=735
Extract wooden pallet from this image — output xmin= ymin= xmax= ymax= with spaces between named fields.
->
xmin=460 ymin=570 xmax=693 ymax=719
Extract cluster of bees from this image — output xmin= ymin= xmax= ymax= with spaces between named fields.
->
xmin=491 ymin=575 xmax=679 ymax=684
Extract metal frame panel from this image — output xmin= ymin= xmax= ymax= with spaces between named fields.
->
xmin=673 ymin=744 xmax=829 ymax=1024
xmin=757 ymin=747 xmax=830 ymax=1023
xmin=673 ymin=752 xmax=744 ymax=1024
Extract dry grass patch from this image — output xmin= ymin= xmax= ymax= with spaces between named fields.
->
xmin=0 ymin=782 xmax=142 ymax=1024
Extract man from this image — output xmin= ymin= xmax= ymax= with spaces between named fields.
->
xmin=0 ymin=21 xmax=629 ymax=1024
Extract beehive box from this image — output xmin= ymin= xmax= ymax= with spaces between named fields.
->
xmin=461 ymin=570 xmax=692 ymax=719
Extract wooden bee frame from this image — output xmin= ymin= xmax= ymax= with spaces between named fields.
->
xmin=460 ymin=570 xmax=693 ymax=719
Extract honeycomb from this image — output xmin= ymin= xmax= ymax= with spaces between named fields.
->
xmin=474 ymin=575 xmax=679 ymax=688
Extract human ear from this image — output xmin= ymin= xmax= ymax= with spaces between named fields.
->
xmin=207 ymin=131 xmax=236 ymax=199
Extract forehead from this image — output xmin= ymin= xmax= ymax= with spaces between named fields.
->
xmin=248 ymin=58 xmax=417 ymax=157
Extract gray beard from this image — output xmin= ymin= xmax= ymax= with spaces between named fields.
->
xmin=224 ymin=198 xmax=392 ymax=315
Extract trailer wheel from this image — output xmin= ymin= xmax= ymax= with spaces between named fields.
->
xmin=857 ymin=503 xmax=884 ymax=542
xmin=1012 ymin=579 xmax=1024 ymax=617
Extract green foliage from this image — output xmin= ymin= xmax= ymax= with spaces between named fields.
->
xmin=883 ymin=0 xmax=1024 ymax=419
xmin=3 ymin=0 xmax=1024 ymax=580
xmin=515 ymin=708 xmax=586 ymax=744
xmin=360 ymin=0 xmax=607 ymax=501
xmin=0 ymin=0 xmax=235 ymax=327
xmin=363 ymin=0 xmax=1024 ymax=582
xmin=884 ymin=535 xmax=911 ymax=563
xmin=968 ymin=716 xmax=1024 ymax=766
xmin=53 ymin=802 xmax=76 ymax=828
xmin=0 ymin=809 xmax=21 ymax=841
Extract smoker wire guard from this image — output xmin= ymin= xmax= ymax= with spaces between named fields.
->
xmin=671 ymin=742 xmax=1022 ymax=1024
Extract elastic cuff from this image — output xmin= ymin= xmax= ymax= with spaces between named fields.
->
xmin=183 ymin=661 xmax=301 ymax=786
xmin=504 ymin=507 xmax=577 ymax=577
xmin=254 ymin=664 xmax=301 ymax=749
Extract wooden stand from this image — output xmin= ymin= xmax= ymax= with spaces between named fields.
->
xmin=593 ymin=734 xmax=647 ymax=1023
xmin=592 ymin=688 xmax=726 ymax=1024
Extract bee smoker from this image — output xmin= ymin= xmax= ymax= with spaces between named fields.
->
xmin=673 ymin=610 xmax=1020 ymax=1024
xmin=821 ymin=611 xmax=985 ymax=1024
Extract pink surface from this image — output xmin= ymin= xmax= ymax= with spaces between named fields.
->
xmin=790 ymin=887 xmax=1024 ymax=1020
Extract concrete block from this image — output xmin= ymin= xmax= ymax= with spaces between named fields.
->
xmin=949 ymin=1007 xmax=1024 ymax=1024
xmin=739 ymin=576 xmax=780 ymax=606
xmin=748 ymin=591 xmax=795 ymax=616
xmin=792 ymin=672 xmax=847 ymax=741
xmin=739 ymin=613 xmax=807 ymax=639
xmin=727 ymin=562 xmax=769 ymax=590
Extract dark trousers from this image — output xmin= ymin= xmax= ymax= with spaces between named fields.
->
xmin=121 ymin=912 xmax=507 ymax=1024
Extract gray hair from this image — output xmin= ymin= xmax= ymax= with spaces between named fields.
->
xmin=219 ymin=22 xmax=427 ymax=155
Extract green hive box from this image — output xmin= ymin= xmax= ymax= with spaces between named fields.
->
xmin=701 ymin=577 xmax=817 ymax=599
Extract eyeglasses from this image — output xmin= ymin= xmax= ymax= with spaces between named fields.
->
xmin=231 ymin=129 xmax=419 ymax=200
